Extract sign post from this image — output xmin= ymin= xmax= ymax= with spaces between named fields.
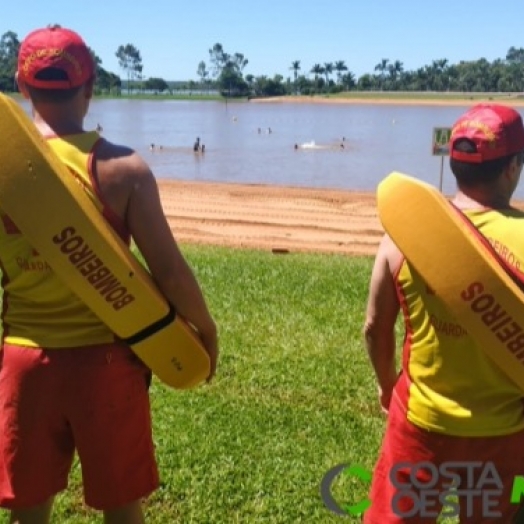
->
xmin=432 ymin=127 xmax=452 ymax=192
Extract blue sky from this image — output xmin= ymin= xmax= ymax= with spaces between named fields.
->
xmin=5 ymin=0 xmax=524 ymax=82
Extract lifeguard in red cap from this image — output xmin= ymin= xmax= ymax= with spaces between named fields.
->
xmin=0 ymin=24 xmax=218 ymax=523
xmin=363 ymin=104 xmax=524 ymax=523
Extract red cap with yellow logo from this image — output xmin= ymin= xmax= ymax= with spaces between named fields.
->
xmin=17 ymin=25 xmax=95 ymax=89
xmin=450 ymin=104 xmax=524 ymax=163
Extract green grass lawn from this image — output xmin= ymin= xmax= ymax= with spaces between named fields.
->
xmin=144 ymin=246 xmax=381 ymax=523
xmin=0 ymin=245 xmax=456 ymax=523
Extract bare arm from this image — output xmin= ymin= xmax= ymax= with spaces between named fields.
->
xmin=363 ymin=234 xmax=401 ymax=413
xmin=123 ymin=157 xmax=218 ymax=381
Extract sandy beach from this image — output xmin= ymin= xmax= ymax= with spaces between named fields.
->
xmin=158 ymin=178 xmax=524 ymax=257
xmin=158 ymin=179 xmax=384 ymax=257
xmin=250 ymin=94 xmax=524 ymax=107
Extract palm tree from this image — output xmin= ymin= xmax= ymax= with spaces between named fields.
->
xmin=323 ymin=62 xmax=333 ymax=85
xmin=432 ymin=58 xmax=449 ymax=72
xmin=310 ymin=63 xmax=323 ymax=80
xmin=290 ymin=60 xmax=301 ymax=94
xmin=428 ymin=59 xmax=449 ymax=91
xmin=388 ymin=60 xmax=403 ymax=79
xmin=374 ymin=58 xmax=389 ymax=90
xmin=341 ymin=71 xmax=356 ymax=91
xmin=387 ymin=60 xmax=404 ymax=90
xmin=334 ymin=60 xmax=348 ymax=84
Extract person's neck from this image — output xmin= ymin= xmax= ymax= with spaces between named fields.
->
xmin=32 ymin=106 xmax=85 ymax=137
xmin=452 ymin=189 xmax=511 ymax=210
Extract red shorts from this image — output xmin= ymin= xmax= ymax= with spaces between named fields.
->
xmin=364 ymin=392 xmax=524 ymax=524
xmin=0 ymin=342 xmax=159 ymax=510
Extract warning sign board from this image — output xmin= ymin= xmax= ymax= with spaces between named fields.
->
xmin=432 ymin=127 xmax=452 ymax=156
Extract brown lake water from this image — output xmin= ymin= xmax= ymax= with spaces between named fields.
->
xmin=19 ymin=98 xmax=524 ymax=199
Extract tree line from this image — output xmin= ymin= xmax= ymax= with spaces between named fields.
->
xmin=1 ymin=30 xmax=523 ymax=97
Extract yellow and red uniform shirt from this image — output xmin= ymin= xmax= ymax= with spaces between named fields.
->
xmin=395 ymin=207 xmax=524 ymax=436
xmin=0 ymin=132 xmax=129 ymax=348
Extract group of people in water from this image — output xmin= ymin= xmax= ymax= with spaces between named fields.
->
xmin=147 ymin=137 xmax=205 ymax=154
xmin=99 ymin=121 xmax=346 ymax=155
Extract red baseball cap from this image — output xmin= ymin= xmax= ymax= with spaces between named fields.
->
xmin=17 ymin=25 xmax=95 ymax=89
xmin=449 ymin=104 xmax=524 ymax=163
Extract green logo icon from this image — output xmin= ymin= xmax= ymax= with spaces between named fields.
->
xmin=320 ymin=463 xmax=372 ymax=517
